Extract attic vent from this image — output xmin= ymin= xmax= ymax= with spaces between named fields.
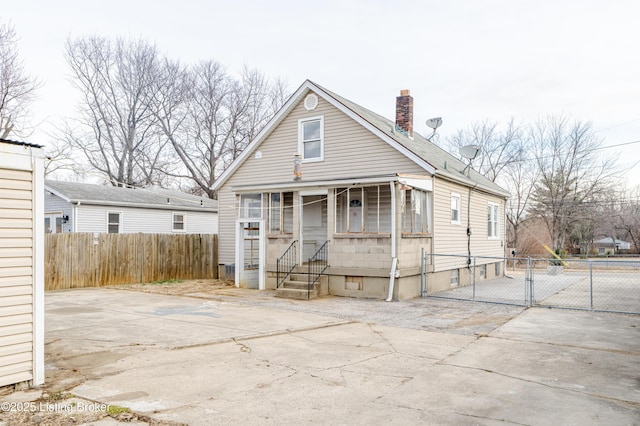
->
xmin=304 ymin=93 xmax=319 ymax=111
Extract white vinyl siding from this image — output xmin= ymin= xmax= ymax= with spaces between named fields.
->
xmin=0 ymin=151 xmax=43 ymax=387
xmin=44 ymin=193 xmax=73 ymax=233
xmin=433 ymin=177 xmax=505 ymax=266
xmin=74 ymin=205 xmax=217 ymax=234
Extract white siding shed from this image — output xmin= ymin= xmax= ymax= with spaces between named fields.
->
xmin=0 ymin=139 xmax=44 ymax=387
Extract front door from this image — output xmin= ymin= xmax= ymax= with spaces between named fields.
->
xmin=301 ymin=194 xmax=327 ymax=261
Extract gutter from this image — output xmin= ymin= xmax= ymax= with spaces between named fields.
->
xmin=65 ymin=199 xmax=217 ymax=213
xmin=434 ymin=169 xmax=510 ymax=198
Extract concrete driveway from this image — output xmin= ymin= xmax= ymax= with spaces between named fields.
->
xmin=14 ymin=288 xmax=640 ymax=424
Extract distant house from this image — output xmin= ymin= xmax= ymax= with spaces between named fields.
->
xmin=593 ymin=237 xmax=631 ymax=255
xmin=44 ymin=180 xmax=218 ymax=234
xmin=0 ymin=139 xmax=45 ymax=387
xmin=212 ymin=80 xmax=509 ymax=300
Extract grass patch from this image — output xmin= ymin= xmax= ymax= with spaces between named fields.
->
xmin=148 ymin=279 xmax=184 ymax=285
xmin=47 ymin=391 xmax=73 ymax=401
xmin=106 ymin=404 xmax=131 ymax=416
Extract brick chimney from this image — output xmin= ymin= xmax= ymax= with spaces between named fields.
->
xmin=395 ymin=89 xmax=413 ymax=137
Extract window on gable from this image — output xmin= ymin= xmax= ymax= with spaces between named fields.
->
xmin=108 ymin=212 xmax=121 ymax=234
xmin=335 ymin=185 xmax=391 ymax=234
xmin=298 ymin=116 xmax=324 ymax=162
xmin=451 ymin=192 xmax=461 ymax=224
xmin=269 ymin=192 xmax=293 ymax=234
xmin=488 ymin=202 xmax=499 ymax=239
xmin=402 ymin=188 xmax=432 ymax=234
xmin=173 ymin=213 xmax=185 ymax=232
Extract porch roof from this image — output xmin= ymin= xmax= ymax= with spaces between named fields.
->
xmin=230 ymin=174 xmax=400 ymax=193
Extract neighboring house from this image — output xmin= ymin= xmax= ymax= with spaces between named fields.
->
xmin=44 ymin=181 xmax=218 ymax=234
xmin=0 ymin=138 xmax=45 ymax=387
xmin=593 ymin=237 xmax=631 ymax=255
xmin=212 ymin=80 xmax=509 ymax=300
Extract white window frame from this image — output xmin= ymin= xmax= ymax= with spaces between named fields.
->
xmin=488 ymin=202 xmax=500 ymax=239
xmin=107 ymin=211 xmax=122 ymax=234
xmin=269 ymin=192 xmax=293 ymax=234
xmin=172 ymin=212 xmax=186 ymax=232
xmin=402 ymin=188 xmax=432 ymax=235
xmin=239 ymin=194 xmax=262 ymax=220
xmin=451 ymin=192 xmax=461 ymax=225
xmin=298 ymin=116 xmax=324 ymax=163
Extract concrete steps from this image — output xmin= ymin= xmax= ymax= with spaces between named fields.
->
xmin=276 ymin=269 xmax=328 ymax=300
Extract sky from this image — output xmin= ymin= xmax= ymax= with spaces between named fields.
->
xmin=4 ymin=0 xmax=640 ymax=188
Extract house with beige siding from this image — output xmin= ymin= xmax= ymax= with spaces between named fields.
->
xmin=44 ymin=181 xmax=218 ymax=235
xmin=0 ymin=138 xmax=45 ymax=387
xmin=212 ymin=80 xmax=509 ymax=300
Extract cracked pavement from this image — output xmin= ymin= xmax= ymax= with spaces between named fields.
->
xmin=20 ymin=288 xmax=640 ymax=424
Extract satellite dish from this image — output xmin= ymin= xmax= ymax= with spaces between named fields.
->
xmin=460 ymin=144 xmax=481 ymax=160
xmin=426 ymin=117 xmax=442 ymax=130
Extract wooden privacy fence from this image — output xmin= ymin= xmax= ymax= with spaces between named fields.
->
xmin=45 ymin=233 xmax=218 ymax=290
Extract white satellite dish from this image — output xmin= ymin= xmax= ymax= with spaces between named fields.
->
xmin=459 ymin=144 xmax=481 ymax=160
xmin=426 ymin=117 xmax=442 ymax=130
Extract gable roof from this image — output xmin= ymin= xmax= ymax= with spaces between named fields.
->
xmin=212 ymin=80 xmax=509 ymax=198
xmin=45 ymin=180 xmax=218 ymax=212
xmin=594 ymin=237 xmax=630 ymax=246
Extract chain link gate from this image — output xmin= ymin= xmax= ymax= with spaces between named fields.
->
xmin=422 ymin=253 xmax=640 ymax=315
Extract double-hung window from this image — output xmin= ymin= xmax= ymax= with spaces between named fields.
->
xmin=402 ymin=189 xmax=432 ymax=234
xmin=172 ymin=213 xmax=185 ymax=232
xmin=269 ymin=192 xmax=293 ymax=234
xmin=488 ymin=202 xmax=499 ymax=239
xmin=298 ymin=116 xmax=324 ymax=162
xmin=107 ymin=212 xmax=121 ymax=234
xmin=451 ymin=193 xmax=461 ymax=225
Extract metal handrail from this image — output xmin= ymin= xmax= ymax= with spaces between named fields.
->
xmin=276 ymin=240 xmax=297 ymax=289
xmin=307 ymin=241 xmax=329 ymax=299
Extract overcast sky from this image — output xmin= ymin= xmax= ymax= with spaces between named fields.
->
xmin=5 ymin=0 xmax=640 ymax=187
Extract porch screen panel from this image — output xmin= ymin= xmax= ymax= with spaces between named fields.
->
xmin=269 ymin=193 xmax=281 ymax=232
xmin=283 ymin=192 xmax=293 ymax=233
xmin=336 ymin=185 xmax=391 ymax=234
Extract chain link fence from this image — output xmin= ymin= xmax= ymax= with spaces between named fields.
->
xmin=422 ymin=253 xmax=640 ymax=315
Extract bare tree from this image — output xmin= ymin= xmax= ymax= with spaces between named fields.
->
xmin=43 ymin=137 xmax=76 ymax=177
xmin=152 ymin=62 xmax=288 ymax=197
xmin=63 ymin=36 xmax=167 ymax=187
xmin=446 ymin=118 xmax=524 ymax=183
xmin=619 ymin=188 xmax=640 ymax=253
xmin=504 ymin=153 xmax=539 ymax=252
xmin=0 ymin=22 xmax=40 ymax=138
xmin=529 ymin=115 xmax=619 ymax=251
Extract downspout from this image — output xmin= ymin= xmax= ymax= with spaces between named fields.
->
xmin=73 ymin=202 xmax=81 ymax=232
xmin=386 ymin=181 xmax=397 ymax=302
